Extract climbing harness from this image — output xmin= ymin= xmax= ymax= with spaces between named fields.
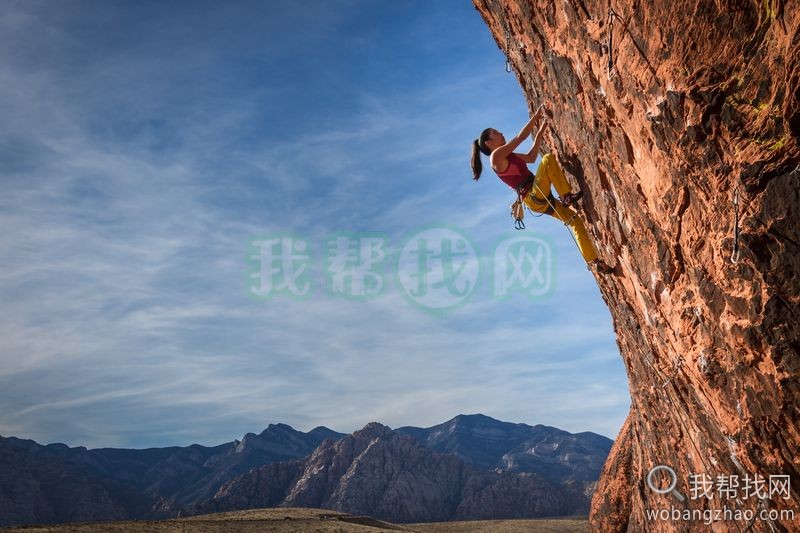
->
xmin=527 ymin=189 xmax=557 ymax=217
xmin=510 ymin=174 xmax=550 ymax=230
xmin=731 ymin=188 xmax=740 ymax=264
xmin=502 ymin=158 xmax=584 ymax=250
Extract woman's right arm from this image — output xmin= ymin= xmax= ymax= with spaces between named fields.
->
xmin=527 ymin=119 xmax=547 ymax=162
xmin=490 ymin=106 xmax=544 ymax=162
xmin=491 ymin=116 xmax=536 ymax=162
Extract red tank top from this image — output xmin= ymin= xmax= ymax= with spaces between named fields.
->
xmin=495 ymin=154 xmax=533 ymax=193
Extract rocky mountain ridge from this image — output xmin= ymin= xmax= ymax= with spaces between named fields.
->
xmin=192 ymin=421 xmax=588 ymax=523
xmin=0 ymin=414 xmax=611 ymax=526
xmin=396 ymin=413 xmax=611 ymax=483
xmin=0 ymin=423 xmax=343 ymax=526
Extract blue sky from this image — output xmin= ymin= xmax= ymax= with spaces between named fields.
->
xmin=0 ymin=0 xmax=630 ymax=449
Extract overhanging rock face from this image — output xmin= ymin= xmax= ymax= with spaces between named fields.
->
xmin=472 ymin=1 xmax=799 ymax=531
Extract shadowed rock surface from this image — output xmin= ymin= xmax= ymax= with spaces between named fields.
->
xmin=472 ymin=1 xmax=800 ymax=531
xmin=0 ymin=424 xmax=344 ymax=526
xmin=0 ymin=440 xmax=128 ymax=525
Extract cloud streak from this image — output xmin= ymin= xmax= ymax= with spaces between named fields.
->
xmin=0 ymin=1 xmax=629 ymax=449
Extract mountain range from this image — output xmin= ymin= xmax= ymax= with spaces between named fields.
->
xmin=0 ymin=414 xmax=613 ymax=526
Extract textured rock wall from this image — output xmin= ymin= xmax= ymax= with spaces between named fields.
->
xmin=472 ymin=1 xmax=800 ymax=531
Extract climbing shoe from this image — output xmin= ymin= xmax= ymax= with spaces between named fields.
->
xmin=562 ymin=190 xmax=583 ymax=208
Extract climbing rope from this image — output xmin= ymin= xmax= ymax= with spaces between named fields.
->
xmin=533 ymin=181 xmax=583 ymax=252
xmin=604 ymin=6 xmax=663 ymax=87
xmin=731 ymin=188 xmax=740 ymax=264
xmin=650 ymin=357 xmax=755 ymax=533
xmin=660 ymin=355 xmax=684 ymax=389
xmin=744 ymin=496 xmax=778 ymax=532
xmin=649 ymin=363 xmax=725 ymax=515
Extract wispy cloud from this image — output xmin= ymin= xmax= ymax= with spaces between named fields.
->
xmin=0 ymin=1 xmax=629 ymax=449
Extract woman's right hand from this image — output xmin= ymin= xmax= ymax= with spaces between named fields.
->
xmin=537 ymin=117 xmax=548 ymax=133
xmin=524 ymin=108 xmax=543 ymax=134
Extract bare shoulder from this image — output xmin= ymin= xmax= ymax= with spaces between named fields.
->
xmin=490 ymin=152 xmax=509 ymax=174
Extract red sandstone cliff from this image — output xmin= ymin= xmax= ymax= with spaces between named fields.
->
xmin=473 ymin=1 xmax=800 ymax=531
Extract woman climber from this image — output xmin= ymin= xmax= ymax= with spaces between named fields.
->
xmin=470 ymin=106 xmax=614 ymax=274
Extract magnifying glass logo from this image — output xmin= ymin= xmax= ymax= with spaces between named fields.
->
xmin=647 ymin=465 xmax=686 ymax=502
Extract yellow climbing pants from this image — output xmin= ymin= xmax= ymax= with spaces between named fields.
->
xmin=523 ymin=153 xmax=598 ymax=263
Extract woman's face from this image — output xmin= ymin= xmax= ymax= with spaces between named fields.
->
xmin=486 ymin=129 xmax=505 ymax=149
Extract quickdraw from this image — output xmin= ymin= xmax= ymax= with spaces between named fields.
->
xmin=511 ymin=193 xmax=526 ymax=230
xmin=731 ymin=188 xmax=740 ymax=264
xmin=505 ymin=29 xmax=513 ymax=73
xmin=504 ymin=27 xmax=524 ymax=73
xmin=606 ymin=9 xmax=617 ymax=80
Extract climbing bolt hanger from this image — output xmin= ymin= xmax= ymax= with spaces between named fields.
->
xmin=731 ymin=188 xmax=740 ymax=264
xmin=606 ymin=9 xmax=618 ymax=80
xmin=505 ymin=29 xmax=513 ymax=72
xmin=503 ymin=28 xmax=524 ymax=73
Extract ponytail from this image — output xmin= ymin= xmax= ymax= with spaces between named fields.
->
xmin=471 ymin=139 xmax=483 ymax=181
xmin=470 ymin=128 xmax=493 ymax=181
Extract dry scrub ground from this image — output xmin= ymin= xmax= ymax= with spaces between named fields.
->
xmin=2 ymin=508 xmax=588 ymax=532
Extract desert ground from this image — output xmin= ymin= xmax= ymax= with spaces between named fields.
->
xmin=2 ymin=508 xmax=588 ymax=532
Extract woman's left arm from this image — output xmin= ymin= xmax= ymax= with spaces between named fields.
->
xmin=517 ymin=118 xmax=547 ymax=163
